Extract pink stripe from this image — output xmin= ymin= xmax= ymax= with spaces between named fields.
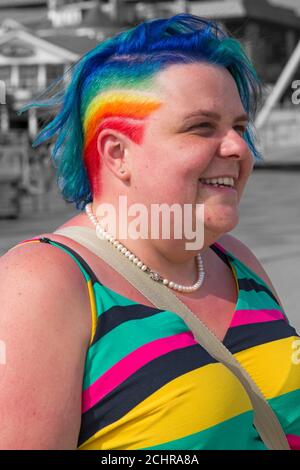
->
xmin=82 ymin=331 xmax=196 ymax=413
xmin=286 ymin=434 xmax=300 ymax=450
xmin=230 ymin=309 xmax=286 ymax=328
xmin=213 ymin=242 xmax=226 ymax=254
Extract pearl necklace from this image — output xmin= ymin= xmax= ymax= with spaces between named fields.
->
xmin=85 ymin=202 xmax=205 ymax=293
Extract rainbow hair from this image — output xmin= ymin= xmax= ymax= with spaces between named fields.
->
xmin=19 ymin=13 xmax=262 ymax=210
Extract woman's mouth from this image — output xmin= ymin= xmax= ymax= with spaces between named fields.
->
xmin=199 ymin=176 xmax=237 ymax=193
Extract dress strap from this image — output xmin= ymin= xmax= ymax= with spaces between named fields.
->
xmin=10 ymin=236 xmax=99 ymax=345
xmin=210 ymin=242 xmax=233 ymax=268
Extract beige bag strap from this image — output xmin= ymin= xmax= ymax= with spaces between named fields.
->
xmin=54 ymin=225 xmax=290 ymax=450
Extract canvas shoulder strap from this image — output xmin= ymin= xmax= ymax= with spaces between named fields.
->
xmin=54 ymin=225 xmax=290 ymax=450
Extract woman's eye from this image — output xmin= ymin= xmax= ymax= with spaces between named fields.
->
xmin=197 ymin=122 xmax=213 ymax=128
xmin=234 ymin=125 xmax=247 ymax=136
xmin=187 ymin=123 xmax=247 ymax=136
xmin=189 ymin=122 xmax=214 ymax=132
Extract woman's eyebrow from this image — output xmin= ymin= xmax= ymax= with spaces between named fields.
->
xmin=181 ymin=109 xmax=249 ymax=123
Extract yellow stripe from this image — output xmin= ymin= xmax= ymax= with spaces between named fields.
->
xmin=84 ymin=89 xmax=161 ymax=129
xmin=234 ymin=335 xmax=300 ymax=399
xmin=79 ymin=335 xmax=300 ymax=450
xmin=87 ymin=279 xmax=98 ymax=345
xmin=79 ymin=362 xmax=252 ymax=450
xmin=83 ymin=91 xmax=161 ymax=147
xmin=230 ymin=262 xmax=239 ymax=292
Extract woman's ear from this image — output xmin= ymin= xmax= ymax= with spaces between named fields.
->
xmin=97 ymin=129 xmax=130 ymax=181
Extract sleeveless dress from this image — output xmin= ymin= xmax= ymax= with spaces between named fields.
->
xmin=14 ymin=235 xmax=300 ymax=450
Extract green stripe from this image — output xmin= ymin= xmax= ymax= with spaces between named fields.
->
xmin=231 ymin=257 xmax=289 ymax=320
xmin=93 ymin=283 xmax=139 ymax=317
xmin=268 ymin=387 xmax=300 ymax=436
xmin=233 ymin=257 xmax=272 ymax=287
xmin=140 ymin=387 xmax=300 ymax=450
xmin=140 ymin=410 xmax=267 ymax=450
xmin=83 ymin=310 xmax=190 ymax=389
xmin=237 ymin=289 xmax=283 ymax=311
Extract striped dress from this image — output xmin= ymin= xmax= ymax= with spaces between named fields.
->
xmin=15 ymin=236 xmax=300 ymax=450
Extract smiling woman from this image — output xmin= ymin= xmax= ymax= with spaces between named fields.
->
xmin=0 ymin=13 xmax=300 ymax=451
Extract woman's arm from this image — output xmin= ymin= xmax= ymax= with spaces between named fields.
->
xmin=0 ymin=243 xmax=90 ymax=449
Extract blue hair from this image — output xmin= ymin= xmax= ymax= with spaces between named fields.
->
xmin=19 ymin=13 xmax=262 ymax=210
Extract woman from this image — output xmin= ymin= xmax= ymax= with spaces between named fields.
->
xmin=1 ymin=14 xmax=299 ymax=450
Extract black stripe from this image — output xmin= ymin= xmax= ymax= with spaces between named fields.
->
xmin=78 ymin=318 xmax=299 ymax=445
xmin=39 ymin=237 xmax=102 ymax=285
xmin=223 ymin=319 xmax=297 ymax=353
xmin=209 ymin=243 xmax=233 ymax=267
xmin=78 ymin=343 xmax=217 ymax=446
xmin=91 ymin=304 xmax=164 ymax=346
xmin=238 ymin=277 xmax=279 ymax=305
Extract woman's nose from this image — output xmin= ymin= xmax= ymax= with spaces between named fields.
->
xmin=218 ymin=130 xmax=249 ymax=160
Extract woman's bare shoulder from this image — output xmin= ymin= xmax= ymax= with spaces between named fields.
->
xmin=2 ymin=238 xmax=92 ymax=347
xmin=218 ymin=233 xmax=284 ymax=308
xmin=0 ymin=240 xmax=91 ymax=449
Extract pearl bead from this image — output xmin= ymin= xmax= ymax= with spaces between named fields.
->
xmin=85 ymin=202 xmax=205 ymax=292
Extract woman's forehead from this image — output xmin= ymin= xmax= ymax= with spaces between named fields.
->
xmin=151 ymin=63 xmax=246 ymax=124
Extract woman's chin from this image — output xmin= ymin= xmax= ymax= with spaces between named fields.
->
xmin=204 ymin=209 xmax=239 ymax=235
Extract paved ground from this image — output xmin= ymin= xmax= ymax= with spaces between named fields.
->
xmin=232 ymin=168 xmax=300 ymax=332
xmin=1 ymin=168 xmax=299 ymax=332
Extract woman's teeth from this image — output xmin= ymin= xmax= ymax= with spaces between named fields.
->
xmin=199 ymin=177 xmax=235 ymax=188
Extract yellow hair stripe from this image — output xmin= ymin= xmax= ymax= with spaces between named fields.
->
xmin=83 ymin=90 xmax=161 ymax=146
